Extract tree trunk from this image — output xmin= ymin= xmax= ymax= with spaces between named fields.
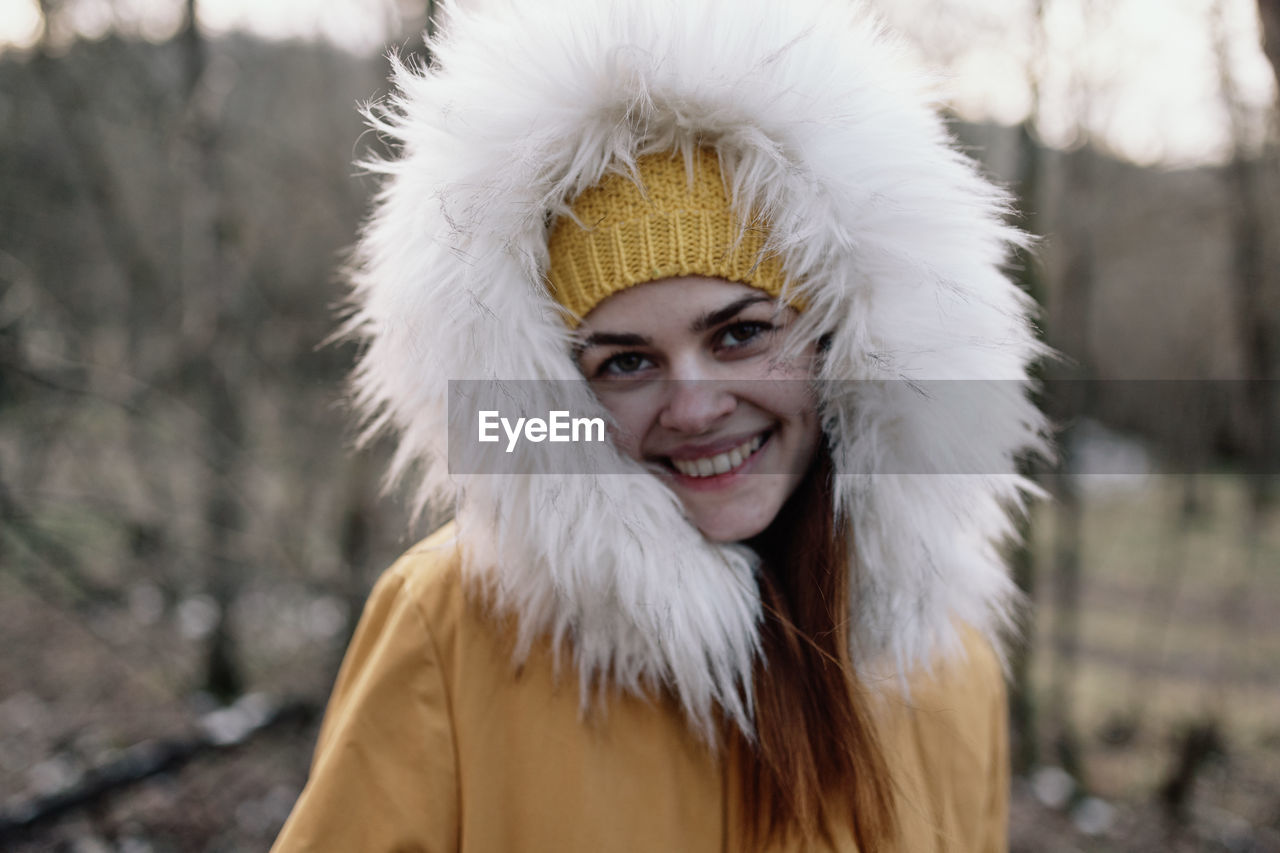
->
xmin=178 ymin=0 xmax=248 ymax=702
xmin=1045 ymin=143 xmax=1098 ymax=786
xmin=1258 ymin=0 xmax=1280 ymax=96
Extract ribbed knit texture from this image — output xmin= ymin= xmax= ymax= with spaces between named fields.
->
xmin=546 ymin=148 xmax=789 ymax=324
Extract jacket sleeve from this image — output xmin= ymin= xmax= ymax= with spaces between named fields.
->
xmin=272 ymin=565 xmax=459 ymax=853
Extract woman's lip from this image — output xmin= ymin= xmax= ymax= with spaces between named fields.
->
xmin=659 ymin=429 xmax=770 ymax=461
xmin=663 ymin=432 xmax=772 ymax=491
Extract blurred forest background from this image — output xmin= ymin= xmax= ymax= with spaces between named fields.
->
xmin=0 ymin=0 xmax=1278 ymax=850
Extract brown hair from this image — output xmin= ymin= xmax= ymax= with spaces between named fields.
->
xmin=740 ymin=446 xmax=897 ymax=850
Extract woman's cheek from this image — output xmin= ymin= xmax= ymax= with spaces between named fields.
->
xmin=607 ymin=423 xmax=642 ymax=460
xmin=597 ymin=395 xmax=651 ymax=462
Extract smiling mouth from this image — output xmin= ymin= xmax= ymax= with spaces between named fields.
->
xmin=667 ymin=432 xmax=769 ymax=478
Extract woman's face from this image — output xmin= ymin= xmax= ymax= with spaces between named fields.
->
xmin=575 ymin=276 xmax=822 ymax=543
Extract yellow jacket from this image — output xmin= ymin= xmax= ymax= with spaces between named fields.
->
xmin=273 ymin=525 xmax=1010 ymax=853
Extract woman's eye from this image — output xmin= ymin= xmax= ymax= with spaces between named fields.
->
xmin=597 ymin=352 xmax=654 ymax=377
xmin=717 ymin=321 xmax=771 ymax=349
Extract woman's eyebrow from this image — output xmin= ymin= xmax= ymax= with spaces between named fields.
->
xmin=690 ymin=295 xmax=772 ymax=333
xmin=576 ymin=331 xmax=653 ymax=351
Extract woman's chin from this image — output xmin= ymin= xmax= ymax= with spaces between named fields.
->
xmin=686 ymin=500 xmax=778 ymax=543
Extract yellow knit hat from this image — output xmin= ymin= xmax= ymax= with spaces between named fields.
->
xmin=546 ymin=148 xmax=791 ymax=325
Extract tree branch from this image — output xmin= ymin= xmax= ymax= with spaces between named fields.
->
xmin=0 ymin=697 xmax=316 ymax=842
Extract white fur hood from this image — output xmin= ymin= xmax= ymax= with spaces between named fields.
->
xmin=345 ymin=0 xmax=1050 ymax=738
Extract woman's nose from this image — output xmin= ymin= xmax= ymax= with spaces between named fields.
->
xmin=657 ymin=378 xmax=737 ymax=434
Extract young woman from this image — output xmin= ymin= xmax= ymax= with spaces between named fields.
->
xmin=273 ymin=0 xmax=1048 ymax=850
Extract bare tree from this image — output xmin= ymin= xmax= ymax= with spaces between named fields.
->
xmin=173 ymin=0 xmax=249 ymax=702
xmin=1259 ymin=0 xmax=1280 ymax=93
xmin=1041 ymin=0 xmax=1103 ymax=791
xmin=1215 ymin=0 xmax=1278 ymax=519
xmin=1007 ymin=0 xmax=1049 ymax=779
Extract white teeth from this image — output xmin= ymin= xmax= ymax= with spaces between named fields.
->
xmin=670 ymin=433 xmax=766 ymax=478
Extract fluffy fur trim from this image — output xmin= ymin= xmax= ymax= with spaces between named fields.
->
xmin=345 ymin=0 xmax=1050 ymax=738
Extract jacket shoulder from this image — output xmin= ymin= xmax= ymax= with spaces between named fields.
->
xmin=907 ymin=625 xmax=1006 ymax=711
xmin=271 ymin=525 xmax=464 ymax=852
xmin=378 ymin=520 xmax=520 ymax=687
xmin=379 ymin=521 xmax=470 ymax=636
xmin=387 ymin=521 xmax=464 ymax=585
xmin=880 ymin=626 xmax=1010 ymax=852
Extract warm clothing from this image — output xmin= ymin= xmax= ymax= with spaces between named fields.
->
xmin=343 ymin=0 xmax=1047 ymax=740
xmin=281 ymin=0 xmax=1047 ymax=847
xmin=272 ymin=524 xmax=1010 ymax=853
xmin=545 ymin=147 xmax=792 ymax=322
